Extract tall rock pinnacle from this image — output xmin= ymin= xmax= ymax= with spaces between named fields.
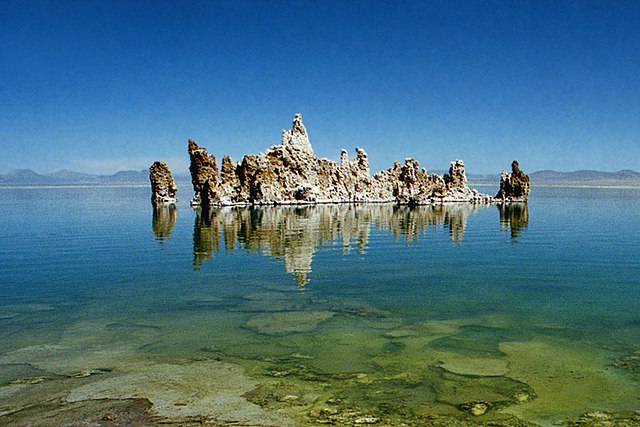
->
xmin=149 ymin=161 xmax=177 ymax=205
xmin=495 ymin=160 xmax=531 ymax=201
xmin=282 ymin=113 xmax=314 ymax=157
xmin=188 ymin=139 xmax=219 ymax=207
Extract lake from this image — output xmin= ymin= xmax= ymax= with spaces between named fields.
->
xmin=1 ymin=185 xmax=639 ymax=426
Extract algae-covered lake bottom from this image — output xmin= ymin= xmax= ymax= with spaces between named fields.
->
xmin=1 ymin=186 xmax=639 ymax=426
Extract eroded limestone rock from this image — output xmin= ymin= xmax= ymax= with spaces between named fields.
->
xmin=495 ymin=161 xmax=530 ymax=201
xmin=187 ymin=114 xmax=524 ymax=207
xmin=188 ymin=139 xmax=219 ymax=207
xmin=149 ymin=161 xmax=177 ymax=205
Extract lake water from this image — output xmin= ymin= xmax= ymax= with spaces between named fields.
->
xmin=1 ymin=185 xmax=639 ymax=426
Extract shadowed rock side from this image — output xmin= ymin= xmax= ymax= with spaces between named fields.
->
xmin=191 ymin=203 xmax=528 ymax=285
xmin=188 ymin=114 xmax=510 ymax=208
xmin=149 ymin=161 xmax=177 ymax=205
xmin=188 ymin=139 xmax=219 ymax=209
xmin=495 ymin=161 xmax=531 ymax=201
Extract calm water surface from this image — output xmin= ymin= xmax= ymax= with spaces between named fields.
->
xmin=1 ymin=186 xmax=639 ymax=426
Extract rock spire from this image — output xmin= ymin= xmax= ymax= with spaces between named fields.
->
xmin=187 ymin=113 xmax=527 ymax=208
xmin=149 ymin=161 xmax=177 ymax=205
xmin=188 ymin=139 xmax=220 ymax=208
xmin=495 ymin=161 xmax=531 ymax=201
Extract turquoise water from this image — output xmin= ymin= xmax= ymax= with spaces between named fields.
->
xmin=1 ymin=186 xmax=639 ymax=425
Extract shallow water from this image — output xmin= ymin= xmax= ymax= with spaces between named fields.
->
xmin=1 ymin=186 xmax=639 ymax=426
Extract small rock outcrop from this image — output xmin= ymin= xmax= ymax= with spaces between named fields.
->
xmin=149 ymin=161 xmax=177 ymax=205
xmin=188 ymin=114 xmax=526 ymax=208
xmin=495 ymin=161 xmax=531 ymax=201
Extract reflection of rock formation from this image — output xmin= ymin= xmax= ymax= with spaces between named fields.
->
xmin=192 ymin=204 xmax=487 ymax=284
xmin=193 ymin=209 xmax=220 ymax=270
xmin=498 ymin=203 xmax=529 ymax=239
xmin=195 ymin=207 xmax=373 ymax=285
xmin=188 ymin=114 xmax=493 ymax=208
xmin=149 ymin=161 xmax=177 ymax=205
xmin=152 ymin=204 xmax=176 ymax=241
xmin=376 ymin=204 xmax=475 ymax=242
xmin=442 ymin=204 xmax=473 ymax=241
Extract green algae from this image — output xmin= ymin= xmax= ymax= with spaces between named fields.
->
xmin=244 ymin=311 xmax=336 ymax=336
xmin=9 ymin=376 xmax=51 ymax=385
xmin=431 ymin=367 xmax=535 ymax=409
xmin=564 ymin=410 xmax=640 ymax=426
xmin=617 ymin=349 xmax=640 ymax=377
xmin=0 ymin=312 xmax=18 ymax=320
xmin=2 ymin=306 xmax=640 ymax=426
xmin=499 ymin=340 xmax=640 ymax=425
xmin=0 ymin=363 xmax=52 ymax=387
xmin=438 ymin=356 xmax=509 ymax=377
xmin=68 ymin=368 xmax=111 ymax=378
xmin=242 ymin=357 xmax=540 ymax=426
xmin=1 ymin=293 xmax=639 ymax=426
xmin=428 ymin=325 xmax=513 ymax=357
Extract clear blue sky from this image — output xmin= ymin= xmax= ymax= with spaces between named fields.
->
xmin=1 ymin=0 xmax=639 ymax=175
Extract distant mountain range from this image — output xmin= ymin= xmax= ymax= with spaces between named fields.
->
xmin=0 ymin=169 xmax=163 ymax=186
xmin=468 ymin=169 xmax=640 ymax=187
xmin=530 ymin=169 xmax=640 ymax=186
xmin=0 ymin=168 xmax=639 ymax=187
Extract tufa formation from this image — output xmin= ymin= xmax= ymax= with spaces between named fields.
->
xmin=495 ymin=160 xmax=531 ymax=201
xmin=187 ymin=113 xmax=525 ymax=207
xmin=149 ymin=161 xmax=177 ymax=205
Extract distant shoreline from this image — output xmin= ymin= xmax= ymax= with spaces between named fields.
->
xmin=0 ymin=184 xmax=151 ymax=189
xmin=2 ymin=183 xmax=639 ymax=190
xmin=529 ymin=183 xmax=640 ymax=189
xmin=470 ymin=182 xmax=640 ymax=190
xmin=2 ymin=168 xmax=639 ymax=190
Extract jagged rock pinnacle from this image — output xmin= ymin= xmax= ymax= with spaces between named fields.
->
xmin=186 ymin=113 xmax=521 ymax=208
xmin=495 ymin=160 xmax=531 ymax=201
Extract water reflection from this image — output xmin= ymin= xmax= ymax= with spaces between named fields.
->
xmin=189 ymin=203 xmax=530 ymax=285
xmin=498 ymin=203 xmax=529 ymax=239
xmin=193 ymin=206 xmax=373 ymax=284
xmin=152 ymin=204 xmax=176 ymax=241
xmin=374 ymin=204 xmax=475 ymax=242
xmin=193 ymin=209 xmax=220 ymax=269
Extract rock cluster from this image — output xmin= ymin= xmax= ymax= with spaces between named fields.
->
xmin=187 ymin=114 xmax=527 ymax=207
xmin=495 ymin=161 xmax=531 ymax=201
xmin=149 ymin=161 xmax=177 ymax=205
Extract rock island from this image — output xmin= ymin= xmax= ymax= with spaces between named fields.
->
xmin=151 ymin=114 xmax=530 ymax=206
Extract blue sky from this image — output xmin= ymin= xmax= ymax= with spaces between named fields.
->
xmin=1 ymin=0 xmax=639 ymax=175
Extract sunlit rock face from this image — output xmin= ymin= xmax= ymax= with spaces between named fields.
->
xmin=188 ymin=140 xmax=219 ymax=208
xmin=495 ymin=161 xmax=531 ymax=201
xmin=149 ymin=161 xmax=177 ymax=205
xmin=187 ymin=113 xmax=517 ymax=207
